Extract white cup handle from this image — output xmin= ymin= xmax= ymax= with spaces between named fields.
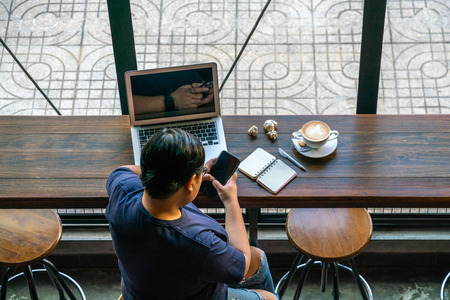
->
xmin=292 ymin=131 xmax=303 ymax=139
xmin=328 ymin=130 xmax=339 ymax=141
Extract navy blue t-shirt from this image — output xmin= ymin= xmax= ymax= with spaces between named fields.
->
xmin=106 ymin=167 xmax=245 ymax=300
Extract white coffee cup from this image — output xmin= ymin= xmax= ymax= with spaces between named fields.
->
xmin=292 ymin=120 xmax=339 ymax=149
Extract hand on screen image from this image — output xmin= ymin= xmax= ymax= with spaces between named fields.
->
xmin=172 ymin=82 xmax=213 ymax=110
xmin=133 ymin=81 xmax=214 ymax=115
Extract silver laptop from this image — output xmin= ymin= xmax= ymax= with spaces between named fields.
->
xmin=125 ymin=62 xmax=227 ymax=165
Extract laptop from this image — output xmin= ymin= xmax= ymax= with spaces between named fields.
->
xmin=125 ymin=62 xmax=227 ymax=165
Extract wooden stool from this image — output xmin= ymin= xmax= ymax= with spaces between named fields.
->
xmin=0 ymin=209 xmax=85 ymax=300
xmin=275 ymin=208 xmax=373 ymax=299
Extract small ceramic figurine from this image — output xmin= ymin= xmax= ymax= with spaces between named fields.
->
xmin=248 ymin=125 xmax=258 ymax=137
xmin=263 ymin=120 xmax=278 ymax=132
xmin=267 ymin=129 xmax=278 ymax=141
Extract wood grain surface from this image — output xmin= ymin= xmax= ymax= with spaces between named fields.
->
xmin=0 ymin=115 xmax=448 ymax=208
xmin=286 ymin=208 xmax=373 ymax=262
xmin=0 ymin=209 xmax=62 ymax=267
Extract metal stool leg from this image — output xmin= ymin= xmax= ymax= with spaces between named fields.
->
xmin=293 ymin=259 xmax=315 ymax=300
xmin=330 ymin=262 xmax=340 ymax=300
xmin=3 ymin=261 xmax=85 ymax=300
xmin=440 ymin=271 xmax=450 ymax=300
xmin=1 ymin=267 xmax=16 ymax=300
xmin=23 ymin=266 xmax=39 ymax=300
xmin=320 ymin=262 xmax=329 ymax=292
xmin=338 ymin=263 xmax=373 ymax=299
xmin=348 ymin=259 xmax=369 ymax=300
xmin=277 ymin=258 xmax=372 ymax=300
xmin=40 ymin=259 xmax=79 ymax=300
xmin=275 ymin=253 xmax=303 ymax=299
xmin=43 ymin=263 xmax=66 ymax=299
xmin=8 ymin=268 xmax=86 ymax=300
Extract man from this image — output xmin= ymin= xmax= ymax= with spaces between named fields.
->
xmin=106 ymin=128 xmax=277 ymax=300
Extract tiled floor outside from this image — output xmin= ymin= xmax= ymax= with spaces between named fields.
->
xmin=0 ymin=0 xmax=448 ymax=116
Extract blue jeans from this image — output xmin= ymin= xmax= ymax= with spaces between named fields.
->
xmin=227 ymin=252 xmax=276 ymax=300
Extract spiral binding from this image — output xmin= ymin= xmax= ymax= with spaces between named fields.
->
xmin=259 ymin=159 xmax=277 ymax=177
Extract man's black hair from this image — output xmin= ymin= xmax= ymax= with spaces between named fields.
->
xmin=140 ymin=128 xmax=205 ymax=199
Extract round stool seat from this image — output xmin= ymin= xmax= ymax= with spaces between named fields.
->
xmin=287 ymin=208 xmax=373 ymax=262
xmin=0 ymin=209 xmax=62 ymax=267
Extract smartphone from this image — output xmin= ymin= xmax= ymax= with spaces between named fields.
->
xmin=200 ymin=81 xmax=213 ymax=88
xmin=200 ymin=81 xmax=213 ymax=98
xmin=201 ymin=151 xmax=240 ymax=199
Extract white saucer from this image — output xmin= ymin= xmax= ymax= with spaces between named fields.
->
xmin=291 ymin=138 xmax=338 ymax=158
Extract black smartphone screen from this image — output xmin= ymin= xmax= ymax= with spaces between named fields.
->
xmin=201 ymin=151 xmax=240 ymax=199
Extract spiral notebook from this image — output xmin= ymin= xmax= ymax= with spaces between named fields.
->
xmin=238 ymin=148 xmax=297 ymax=194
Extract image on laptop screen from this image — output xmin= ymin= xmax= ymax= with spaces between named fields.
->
xmin=127 ymin=64 xmax=218 ymax=123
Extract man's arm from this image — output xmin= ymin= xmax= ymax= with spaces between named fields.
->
xmin=119 ymin=165 xmax=141 ymax=176
xmin=133 ymin=95 xmax=166 ymax=115
xmin=133 ymin=84 xmax=210 ymax=115
xmin=212 ymin=173 xmax=251 ymax=278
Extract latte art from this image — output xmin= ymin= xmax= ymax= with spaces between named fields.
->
xmin=298 ymin=120 xmax=338 ymax=149
xmin=302 ymin=121 xmax=330 ymax=141
xmin=305 ymin=124 xmax=328 ymax=140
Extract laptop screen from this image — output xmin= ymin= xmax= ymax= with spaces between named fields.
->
xmin=125 ymin=63 xmax=220 ymax=126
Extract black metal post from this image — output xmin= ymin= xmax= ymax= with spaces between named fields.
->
xmin=248 ymin=208 xmax=259 ymax=247
xmin=106 ymin=0 xmax=137 ymax=115
xmin=356 ymin=0 xmax=387 ymax=114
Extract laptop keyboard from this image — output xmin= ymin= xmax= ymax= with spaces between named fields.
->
xmin=138 ymin=121 xmax=219 ymax=149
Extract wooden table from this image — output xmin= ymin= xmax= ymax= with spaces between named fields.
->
xmin=1 ymin=115 xmax=449 ymax=209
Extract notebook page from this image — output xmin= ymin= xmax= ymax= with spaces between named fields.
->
xmin=238 ymin=148 xmax=276 ymax=179
xmin=256 ymin=160 xmax=297 ymax=194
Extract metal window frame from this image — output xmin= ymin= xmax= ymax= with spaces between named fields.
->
xmin=106 ymin=0 xmax=137 ymax=116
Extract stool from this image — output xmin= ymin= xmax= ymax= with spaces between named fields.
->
xmin=275 ymin=208 xmax=373 ymax=299
xmin=0 ymin=209 xmax=85 ymax=300
xmin=441 ymin=271 xmax=450 ymax=300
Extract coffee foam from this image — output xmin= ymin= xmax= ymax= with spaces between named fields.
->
xmin=303 ymin=122 xmax=329 ymax=140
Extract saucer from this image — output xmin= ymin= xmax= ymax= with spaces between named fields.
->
xmin=291 ymin=138 xmax=338 ymax=158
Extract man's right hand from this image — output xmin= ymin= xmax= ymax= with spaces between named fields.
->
xmin=212 ymin=172 xmax=238 ymax=206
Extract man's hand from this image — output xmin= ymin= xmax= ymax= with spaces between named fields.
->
xmin=199 ymin=87 xmax=214 ymax=106
xmin=202 ymin=157 xmax=217 ymax=182
xmin=171 ymin=83 xmax=210 ymax=110
xmin=212 ymin=172 xmax=238 ymax=206
xmin=201 ymin=158 xmax=239 ymax=204
xmin=195 ymin=82 xmax=214 ymax=106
